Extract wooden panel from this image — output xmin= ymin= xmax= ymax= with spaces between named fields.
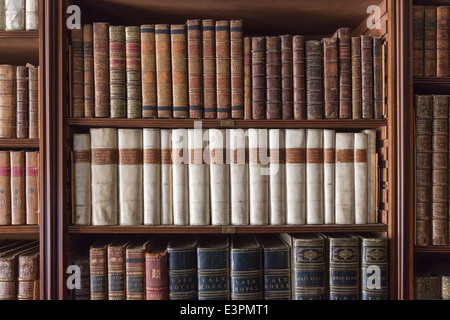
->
xmin=0 ymin=139 xmax=40 ymax=149
xmin=0 ymin=31 xmax=40 ymax=66
xmin=0 ymin=226 xmax=40 ymax=234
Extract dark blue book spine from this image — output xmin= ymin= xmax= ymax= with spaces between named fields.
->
xmin=361 ymin=239 xmax=389 ymax=300
xmin=231 ymin=248 xmax=263 ymax=300
xmin=168 ymin=248 xmax=197 ymax=300
xmin=294 ymin=243 xmax=326 ymax=300
xmin=263 ymin=248 xmax=291 ymax=300
xmin=198 ymin=248 xmax=230 ymax=300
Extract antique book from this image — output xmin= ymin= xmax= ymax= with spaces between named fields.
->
xmin=141 ymin=25 xmax=157 ymax=118
xmin=424 ymin=6 xmax=437 ymax=77
xmin=323 ymin=38 xmax=339 ymax=119
xmin=442 ymin=276 xmax=450 ymax=300
xmin=335 ymin=28 xmax=352 ymax=119
xmin=269 ymin=129 xmax=285 ymax=226
xmin=83 ymin=24 xmax=95 ymax=117
xmin=280 ymin=35 xmax=293 ymax=119
xmin=125 ymin=26 xmax=142 ymax=119
xmin=167 ymin=236 xmax=198 ymax=300
xmin=89 ymin=241 xmax=109 ymax=300
xmin=171 ymin=24 xmax=188 ymax=119
xmin=324 ymin=130 xmax=336 ymax=225
xmin=361 ymin=35 xmax=374 ymax=119
xmin=25 ymin=151 xmax=39 ymax=225
xmin=11 ymin=151 xmax=25 ymax=225
xmin=197 ymin=235 xmax=230 ymax=300
xmin=363 ymin=129 xmax=378 ymax=224
xmin=306 ymin=40 xmax=323 ymax=119
xmin=188 ymin=129 xmax=210 ymax=226
xmin=251 ymin=37 xmax=266 ymax=120
xmin=216 ymin=20 xmax=231 ymax=120
xmin=285 ymin=129 xmax=306 ymax=225
xmin=413 ymin=6 xmax=425 ymax=77
xmin=230 ymin=19 xmax=244 ymax=119
xmin=145 ymin=237 xmax=169 ymax=300
xmin=0 ymin=65 xmax=16 ymax=139
xmin=17 ymin=246 xmax=39 ymax=300
xmin=5 ymin=0 xmax=24 ymax=30
xmin=172 ymin=129 xmax=189 ymax=226
xmin=230 ymin=235 xmax=263 ymax=300
xmin=70 ymin=251 xmax=90 ymax=300
xmin=257 ymin=235 xmax=291 ymax=300
xmin=155 ymin=24 xmax=172 ymax=118
xmin=72 ymin=28 xmax=85 ymax=118
xmin=90 ymin=128 xmax=118 ymax=226
xmin=437 ymin=7 xmax=450 ymax=77
xmin=107 ymin=239 xmax=131 ymax=300
xmin=0 ymin=0 xmax=5 ymax=30
xmin=351 ymin=37 xmax=362 ymax=119
xmin=202 ymin=19 xmax=216 ymax=119
xmin=160 ymin=129 xmax=173 ymax=225
xmin=0 ymin=151 xmax=11 ymax=225
xmin=373 ymin=37 xmax=383 ymax=119
xmin=244 ymin=37 xmax=252 ymax=120
xmin=266 ymin=36 xmax=282 ymax=120
xmin=335 ymin=133 xmax=355 ymax=225
xmin=25 ymin=0 xmax=38 ymax=31
xmin=16 ymin=66 xmax=28 ymax=138
xmin=186 ymin=20 xmax=203 ymax=119
xmin=93 ymin=22 xmax=110 ymax=118
xmin=126 ymin=240 xmax=152 ymax=300
xmin=306 ymin=129 xmax=324 ymax=225
xmin=210 ymin=129 xmax=230 ymax=226
xmin=143 ymin=129 xmax=161 ymax=225
xmin=414 ymin=276 xmax=442 ymax=300
xmin=109 ymin=26 xmax=126 ymax=118
xmin=73 ymin=134 xmax=91 ymax=226
xmin=28 ymin=67 xmax=39 ymax=139
xmin=354 ymin=133 xmax=368 ymax=225
xmin=118 ymin=129 xmax=143 ymax=226
xmin=293 ymin=35 xmax=306 ymax=120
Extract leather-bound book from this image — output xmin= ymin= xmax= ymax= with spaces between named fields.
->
xmin=413 ymin=6 xmax=425 ymax=77
xmin=335 ymin=28 xmax=352 ymax=119
xmin=293 ymin=35 xmax=306 ymax=120
xmin=143 ymin=129 xmax=161 ymax=225
xmin=197 ymin=235 xmax=230 ymax=300
xmin=424 ymin=6 xmax=437 ymax=77
xmin=70 ymin=252 xmax=90 ymax=300
xmin=0 ymin=151 xmax=11 ymax=225
xmin=285 ymin=129 xmax=306 ymax=225
xmin=109 ymin=26 xmax=126 ymax=118
xmin=373 ymin=37 xmax=383 ymax=119
xmin=269 ymin=129 xmax=285 ymax=225
xmin=324 ymin=130 xmax=336 ymax=225
xmin=361 ymin=35 xmax=374 ymax=119
xmin=90 ymin=128 xmax=118 ymax=226
xmin=5 ymin=0 xmax=24 ymax=30
xmin=280 ymin=35 xmax=293 ymax=119
xmin=73 ymin=134 xmax=91 ymax=226
xmin=118 ymin=129 xmax=143 ymax=226
xmin=89 ymin=241 xmax=109 ymax=300
xmin=28 ymin=67 xmax=39 ymax=139
xmin=125 ymin=26 xmax=142 ymax=119
xmin=16 ymin=66 xmax=28 ymax=138
xmin=363 ymin=129 xmax=378 ymax=224
xmin=442 ymin=276 xmax=450 ymax=300
xmin=108 ymin=239 xmax=131 ymax=300
xmin=172 ymin=129 xmax=189 ymax=226
xmin=83 ymin=24 xmax=95 ymax=118
xmin=25 ymin=151 xmax=39 ymax=225
xmin=0 ymin=65 xmax=16 ymax=138
xmin=266 ymin=36 xmax=282 ymax=120
xmin=230 ymin=235 xmax=263 ymax=300
xmin=306 ymin=129 xmax=324 ymax=225
xmin=167 ymin=236 xmax=198 ymax=300
xmin=171 ymin=24 xmax=188 ymax=119
xmin=126 ymin=240 xmax=152 ymax=300
xmin=17 ymin=246 xmax=39 ymax=300
xmin=25 ymin=0 xmax=38 ymax=31
xmin=146 ymin=237 xmax=169 ymax=300
xmin=244 ymin=37 xmax=252 ymax=120
xmin=10 ymin=151 xmax=25 ymax=225
xmin=437 ymin=7 xmax=450 ymax=77
xmin=155 ymin=24 xmax=172 ymax=118
xmin=335 ymin=133 xmax=355 ymax=225
xmin=216 ymin=21 xmax=231 ymax=120
xmin=141 ymin=25 xmax=157 ymax=118
xmin=351 ymin=37 xmax=362 ymax=119
xmin=72 ymin=28 xmax=84 ymax=118
xmin=0 ymin=0 xmax=5 ymax=30
xmin=354 ymin=133 xmax=368 ymax=225
xmin=202 ymin=19 xmax=216 ymax=119
xmin=257 ymin=235 xmax=291 ymax=300
xmin=230 ymin=20 xmax=244 ymax=119
xmin=251 ymin=37 xmax=266 ymax=120
xmin=209 ymin=129 xmax=230 ymax=226
xmin=323 ymin=38 xmax=339 ymax=119
xmin=414 ymin=276 xmax=442 ymax=300
xmin=187 ymin=20 xmax=203 ymax=119
xmin=306 ymin=40 xmax=323 ymax=119
xmin=160 ymin=130 xmax=173 ymax=225
xmin=93 ymin=22 xmax=110 ymax=118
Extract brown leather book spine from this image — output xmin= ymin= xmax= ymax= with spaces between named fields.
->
xmin=155 ymin=24 xmax=172 ymax=118
xmin=126 ymin=26 xmax=142 ymax=119
xmin=126 ymin=248 xmax=145 ymax=300
xmin=11 ymin=151 xmax=25 ymax=225
xmin=109 ymin=26 xmax=126 ymax=119
xmin=17 ymin=250 xmax=39 ymax=300
xmin=306 ymin=40 xmax=323 ymax=119
xmin=266 ymin=36 xmax=282 ymax=120
xmin=413 ymin=6 xmax=425 ymax=77
xmin=141 ymin=25 xmax=157 ymax=118
xmin=361 ymin=35 xmax=374 ymax=119
xmin=28 ymin=67 xmax=39 ymax=139
xmin=437 ymin=6 xmax=450 ymax=77
xmin=16 ymin=66 xmax=28 ymax=138
xmin=216 ymin=20 xmax=231 ymax=120
xmin=83 ymin=24 xmax=95 ymax=118
xmin=424 ymin=7 xmax=437 ymax=77
xmin=0 ymin=65 xmax=17 ymax=139
xmin=0 ymin=151 xmax=11 ymax=226
xmin=373 ymin=37 xmax=384 ymax=119
xmin=25 ymin=151 xmax=39 ymax=225
xmin=293 ymin=35 xmax=306 ymax=120
xmin=187 ymin=20 xmax=203 ymax=119
xmin=93 ymin=22 xmax=110 ymax=118
xmin=90 ymin=245 xmax=107 ymax=300
xmin=323 ymin=38 xmax=339 ymax=119
xmin=171 ymin=24 xmax=188 ymax=119
xmin=252 ymin=37 xmax=266 ymax=120
xmin=244 ymin=37 xmax=252 ymax=120
xmin=203 ymin=19 xmax=216 ymax=119
xmin=352 ymin=37 xmax=362 ymax=119
xmin=231 ymin=20 xmax=244 ymax=119
xmin=336 ymin=28 xmax=352 ymax=119
xmin=108 ymin=244 xmax=127 ymax=300
xmin=280 ymin=35 xmax=293 ymax=119
xmin=146 ymin=251 xmax=168 ymax=300
xmin=72 ymin=28 xmax=84 ymax=118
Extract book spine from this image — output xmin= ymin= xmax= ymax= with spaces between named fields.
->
xmin=25 ymin=0 xmax=38 ymax=31
xmin=141 ymin=25 xmax=157 ymax=118
xmin=83 ymin=24 xmax=95 ymax=118
xmin=5 ymin=0 xmax=24 ymax=31
xmin=252 ymin=37 xmax=266 ymax=120
xmin=266 ymin=36 xmax=282 ymax=120
xmin=335 ymin=133 xmax=355 ymax=224
xmin=93 ymin=22 xmax=110 ymax=118
xmin=244 ymin=37 xmax=252 ymax=120
xmin=155 ymin=24 xmax=172 ymax=118
xmin=72 ymin=28 xmax=85 ymax=118
xmin=324 ymin=130 xmax=336 ymax=225
xmin=0 ymin=151 xmax=11 ymax=225
xmin=17 ymin=252 xmax=39 ymax=300
xmin=11 ymin=151 xmax=25 ymax=225
xmin=293 ymin=35 xmax=306 ymax=120
xmin=198 ymin=247 xmax=230 ymax=300
xmin=171 ymin=24 xmax=188 ymax=119
xmin=216 ymin=21 xmax=231 ymax=120
xmin=187 ymin=20 xmax=203 ymax=119
xmin=28 ymin=67 xmax=38 ymax=139
xmin=0 ymin=65 xmax=16 ymax=139
xmin=160 ymin=130 xmax=173 ymax=225
xmin=90 ymin=246 xmax=107 ymax=300
xmin=109 ymin=25 xmax=126 ymax=118
xmin=0 ymin=0 xmax=5 ymax=30
xmin=0 ymin=257 xmax=15 ymax=300
xmin=437 ymin=7 xmax=450 ymax=77
xmin=269 ymin=129 xmax=285 ymax=225
xmin=263 ymin=246 xmax=291 ymax=300
xmin=352 ymin=37 xmax=362 ymax=119
xmin=73 ymin=134 xmax=91 ymax=226
xmin=336 ymin=28 xmax=352 ymax=119
xmin=361 ymin=35 xmax=374 ymax=119
xmin=25 ymin=151 xmax=39 ymax=225
xmin=354 ymin=132 xmax=368 ymax=225
xmin=280 ymin=35 xmax=293 ymax=119
xmin=231 ymin=246 xmax=263 ymax=300
xmin=306 ymin=129 xmax=324 ymax=224
xmin=443 ymin=276 xmax=450 ymax=300
xmin=168 ymin=248 xmax=197 ymax=300
xmin=146 ymin=252 xmax=168 ymax=300
xmin=231 ymin=20 xmax=244 ymax=119
xmin=323 ymin=38 xmax=339 ymax=119
xmin=143 ymin=129 xmax=161 ymax=225
xmin=126 ymin=26 xmax=142 ymax=119
xmin=306 ymin=40 xmax=323 ymax=119
xmin=424 ymin=7 xmax=437 ymax=77
xmin=414 ymin=276 xmax=442 ymax=300
xmin=364 ymin=129 xmax=378 ymax=224
xmin=126 ymin=248 xmax=145 ymax=300
xmin=16 ymin=66 xmax=28 ymax=138
xmin=108 ymin=245 xmax=127 ymax=300
xmin=413 ymin=6 xmax=425 ymax=77
xmin=202 ymin=19 xmax=216 ymax=119
xmin=361 ymin=237 xmax=388 ymax=300
xmin=373 ymin=37 xmax=383 ymax=119
xmin=172 ymin=129 xmax=189 ymax=226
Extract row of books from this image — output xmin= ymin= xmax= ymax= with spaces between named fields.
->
xmin=415 ymin=275 xmax=450 ymax=300
xmin=0 ymin=0 xmax=38 ymax=31
xmin=0 ymin=64 xmax=39 ymax=139
xmin=70 ymin=233 xmax=388 ymax=300
xmin=0 ymin=240 xmax=40 ymax=300
xmin=415 ymin=95 xmax=450 ymax=246
xmin=70 ymin=21 xmax=385 ymax=120
xmin=0 ymin=150 xmax=39 ymax=225
xmin=413 ymin=6 xmax=450 ymax=78
xmin=72 ymin=128 xmax=378 ymax=226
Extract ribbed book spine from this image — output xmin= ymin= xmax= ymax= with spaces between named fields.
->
xmin=266 ymin=36 xmax=282 ymax=120
xmin=363 ymin=129 xmax=378 ymax=224
xmin=108 ymin=243 xmax=128 ymax=300
xmin=335 ymin=133 xmax=355 ymax=224
xmin=11 ymin=151 xmax=25 ymax=225
xmin=25 ymin=152 xmax=39 ymax=225
xmin=155 ymin=24 xmax=172 ymax=118
xmin=0 ymin=151 xmax=11 ymax=225
xmin=0 ymin=65 xmax=16 ymax=139
xmin=17 ymin=249 xmax=39 ymax=300
xmin=171 ymin=24 xmax=188 ymax=119
xmin=172 ymin=129 xmax=189 ymax=226
xmin=93 ymin=22 xmax=110 ymax=118
xmin=280 ymin=35 xmax=293 ymax=119
xmin=168 ymin=239 xmax=198 ymax=300
xmin=187 ymin=20 xmax=203 ymax=119
xmin=361 ymin=35 xmax=373 ymax=119
xmin=413 ymin=6 xmax=425 ymax=77
xmin=83 ymin=24 xmax=95 ymax=118
xmin=25 ymin=0 xmax=38 ymax=31
xmin=126 ymin=26 xmax=142 ymax=119
xmin=146 ymin=249 xmax=168 ymax=300
xmin=231 ymin=20 xmax=244 ymax=119
xmin=72 ymin=28 xmax=84 ymax=118
xmin=5 ymin=0 xmax=24 ymax=30
xmin=161 ymin=129 xmax=173 ymax=225
xmin=73 ymin=134 xmax=91 ymax=226
xmin=437 ymin=7 xmax=450 ymax=77
xmin=323 ymin=38 xmax=338 ymax=119
xmin=373 ymin=37 xmax=383 ymax=119
xmin=90 ymin=244 xmax=107 ymax=300
xmin=354 ymin=133 xmax=368 ymax=225
xmin=306 ymin=40 xmax=323 ymax=119
xmin=125 ymin=246 xmax=146 ymax=300
xmin=244 ymin=37 xmax=252 ymax=120
xmin=306 ymin=129 xmax=324 ymax=225
xmin=202 ymin=19 xmax=216 ymax=119
xmin=141 ymin=25 xmax=157 ymax=118
xmin=336 ymin=28 xmax=352 ymax=119
xmin=351 ymin=37 xmax=362 ymax=119
xmin=28 ymin=67 xmax=38 ymax=139
xmin=143 ymin=129 xmax=161 ymax=225
xmin=269 ymin=129 xmax=285 ymax=225
xmin=252 ymin=37 xmax=266 ymax=120
xmin=293 ymin=35 xmax=306 ymax=120
xmin=360 ymin=235 xmax=388 ymax=300
xmin=16 ymin=66 xmax=28 ymax=138
xmin=216 ymin=21 xmax=231 ymax=119
xmin=424 ymin=7 xmax=437 ymax=77
xmin=109 ymin=26 xmax=126 ymax=119
xmin=324 ymin=130 xmax=336 ymax=225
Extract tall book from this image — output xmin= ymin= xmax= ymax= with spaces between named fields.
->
xmin=28 ymin=67 xmax=39 ymax=139
xmin=305 ymin=40 xmax=323 ymax=119
xmin=324 ymin=130 xmax=336 ymax=225
xmin=16 ymin=66 xmax=28 ymax=138
xmin=351 ymin=37 xmax=362 ymax=119
xmin=5 ymin=0 xmax=24 ymax=31
xmin=335 ymin=28 xmax=352 ymax=119
xmin=93 ymin=22 xmax=110 ymax=118
xmin=361 ymin=35 xmax=373 ymax=119
xmin=202 ymin=19 xmax=216 ymax=119
xmin=230 ymin=19 xmax=244 ymax=119
xmin=118 ymin=129 xmax=143 ymax=226
xmin=280 ymin=35 xmax=293 ymax=119
xmin=266 ymin=36 xmax=282 ymax=120
xmin=17 ymin=246 xmax=40 ymax=300
xmin=72 ymin=28 xmax=84 ymax=118
xmin=424 ymin=6 xmax=437 ymax=77
xmin=145 ymin=237 xmax=169 ymax=300
xmin=73 ymin=134 xmax=91 ymax=226
xmin=126 ymin=240 xmax=152 ymax=300
xmin=216 ymin=20 xmax=231 ymax=120
xmin=172 ymin=129 xmax=189 ymax=226
xmin=364 ymin=129 xmax=378 ymax=224
xmin=306 ymin=129 xmax=324 ymax=225
xmin=83 ymin=24 xmax=95 ymax=118
xmin=354 ymin=133 xmax=368 ymax=225
xmin=413 ymin=6 xmax=425 ymax=77
xmin=25 ymin=0 xmax=38 ymax=31
xmin=90 ymin=128 xmax=118 ymax=226
xmin=251 ymin=37 xmax=266 ymax=120
xmin=155 ymin=24 xmax=172 ymax=118
xmin=323 ymin=37 xmax=339 ymax=119
xmin=244 ymin=37 xmax=252 ymax=120
xmin=0 ymin=65 xmax=16 ymax=139
xmin=171 ymin=24 xmax=188 ymax=119
xmin=11 ymin=151 xmax=25 ymax=225
xmin=187 ymin=20 xmax=203 ymax=119
xmin=437 ymin=7 xmax=450 ymax=77
xmin=125 ymin=26 xmax=142 ymax=119
xmin=373 ymin=37 xmax=384 ymax=119
xmin=160 ymin=129 xmax=173 ymax=225
xmin=25 ymin=151 xmax=39 ymax=225
xmin=335 ymin=133 xmax=355 ymax=225
xmin=109 ymin=25 xmax=126 ymax=119
xmin=89 ymin=241 xmax=109 ymax=300
xmin=143 ymin=129 xmax=161 ymax=225
xmin=293 ymin=35 xmax=306 ymax=120
xmin=70 ymin=251 xmax=90 ymax=300
xmin=197 ymin=235 xmax=230 ymax=300
xmin=107 ymin=239 xmax=131 ymax=300
xmin=269 ymin=129 xmax=285 ymax=225
xmin=141 ymin=25 xmax=157 ymax=118
xmin=0 ymin=151 xmax=11 ymax=225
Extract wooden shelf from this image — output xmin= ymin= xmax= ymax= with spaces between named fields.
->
xmin=0 ymin=225 xmax=40 ymax=234
xmin=414 ymin=246 xmax=450 ymax=254
xmin=0 ymin=31 xmax=39 ymax=38
xmin=0 ymin=139 xmax=40 ymax=149
xmin=414 ymin=77 xmax=450 ymax=85
xmin=0 ymin=31 xmax=39 ymax=66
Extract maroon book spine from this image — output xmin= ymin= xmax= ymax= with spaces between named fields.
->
xmin=146 ymin=251 xmax=168 ymax=300
xmin=202 ymin=19 xmax=216 ymax=119
xmin=323 ymin=38 xmax=339 ymax=119
xmin=216 ymin=21 xmax=231 ymax=119
xmin=306 ymin=40 xmax=323 ymax=119
xmin=293 ymin=35 xmax=306 ymax=120
xmin=93 ymin=22 xmax=110 ymax=118
xmin=335 ymin=28 xmax=352 ymax=119
xmin=280 ymin=35 xmax=293 ymax=119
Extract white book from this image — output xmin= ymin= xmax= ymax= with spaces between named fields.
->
xmin=335 ymin=132 xmax=355 ymax=225
xmin=172 ymin=129 xmax=189 ymax=225
xmin=25 ymin=0 xmax=38 ymax=31
xmin=363 ymin=129 xmax=377 ymax=224
xmin=143 ymin=129 xmax=161 ymax=225
xmin=160 ymin=129 xmax=173 ymax=225
xmin=0 ymin=0 xmax=6 ymax=30
xmin=285 ymin=129 xmax=306 ymax=225
xmin=354 ymin=132 xmax=368 ymax=225
xmin=306 ymin=129 xmax=324 ymax=225
xmin=323 ymin=130 xmax=336 ymax=225
xmin=269 ymin=129 xmax=285 ymax=225
xmin=5 ymin=0 xmax=24 ymax=31
xmin=73 ymin=134 xmax=91 ymax=226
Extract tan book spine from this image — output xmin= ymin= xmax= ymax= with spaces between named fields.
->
xmin=72 ymin=28 xmax=85 ymax=118
xmin=143 ymin=129 xmax=161 ymax=225
xmin=171 ymin=24 xmax=188 ymax=119
xmin=0 ymin=151 xmax=11 ymax=225
xmin=216 ymin=21 xmax=231 ymax=119
xmin=155 ymin=24 xmax=172 ymax=118
xmin=269 ymin=129 xmax=285 ymax=225
xmin=93 ymin=22 xmax=110 ymax=118
xmin=231 ymin=20 xmax=244 ymax=119
xmin=280 ymin=35 xmax=293 ymax=119
xmin=141 ymin=25 xmax=157 ymax=118
xmin=108 ymin=241 xmax=129 ymax=300
xmin=335 ymin=28 xmax=352 ymax=119
xmin=202 ymin=19 xmax=217 ymax=119
xmin=73 ymin=134 xmax=91 ymax=226
xmin=244 ymin=37 xmax=252 ymax=120
xmin=28 ymin=67 xmax=39 ymax=139
xmin=361 ymin=35 xmax=373 ymax=119
xmin=252 ymin=37 xmax=266 ymax=120
xmin=306 ymin=129 xmax=324 ymax=225
xmin=126 ymin=26 xmax=142 ymax=119
xmin=0 ymin=65 xmax=17 ymax=139
xmin=109 ymin=26 xmax=126 ymax=118
xmin=172 ymin=129 xmax=189 ymax=225
xmin=16 ymin=66 xmax=28 ymax=138
xmin=323 ymin=38 xmax=339 ymax=119
xmin=11 ymin=151 xmax=25 ymax=225
xmin=25 ymin=151 xmax=39 ymax=225
xmin=354 ymin=132 xmax=368 ymax=225
xmin=187 ymin=20 xmax=203 ymax=119
xmin=335 ymin=132 xmax=355 ymax=225
xmin=83 ymin=24 xmax=95 ymax=118
xmin=160 ymin=129 xmax=173 ymax=225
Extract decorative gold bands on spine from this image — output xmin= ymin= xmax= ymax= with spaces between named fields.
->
xmin=202 ymin=19 xmax=217 ymax=119
xmin=244 ymin=37 xmax=252 ymax=120
xmin=141 ymin=24 xmax=157 ymax=118
xmin=216 ymin=20 xmax=231 ymax=120
xmin=109 ymin=25 xmax=126 ymax=119
xmin=16 ymin=66 xmax=29 ymax=139
xmin=91 ymin=149 xmax=118 ymax=165
xmin=171 ymin=24 xmax=188 ymax=119
xmin=155 ymin=24 xmax=173 ymax=118
xmin=119 ymin=148 xmax=143 ymax=165
xmin=293 ymin=35 xmax=306 ymax=120
xmin=231 ymin=19 xmax=244 ymax=119
xmin=187 ymin=20 xmax=203 ymax=119
xmin=0 ymin=64 xmax=17 ymax=139
xmin=126 ymin=26 xmax=142 ymax=119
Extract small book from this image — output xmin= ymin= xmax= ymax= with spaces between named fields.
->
xmin=160 ymin=130 xmax=173 ymax=225
xmin=335 ymin=133 xmax=355 ymax=224
xmin=230 ymin=20 xmax=244 ymax=119
xmin=306 ymin=129 xmax=324 ymax=225
xmin=141 ymin=25 xmax=157 ymax=118
xmin=143 ymin=129 xmax=161 ymax=225
xmin=324 ymin=130 xmax=336 ymax=225
xmin=305 ymin=40 xmax=323 ymax=119
xmin=25 ymin=0 xmax=39 ymax=31
xmin=125 ymin=26 xmax=142 ymax=119
xmin=202 ymin=19 xmax=217 ymax=119
xmin=172 ymin=129 xmax=189 ymax=226
xmin=323 ymin=38 xmax=339 ymax=119
xmin=0 ymin=151 xmax=11 ymax=225
xmin=293 ymin=35 xmax=306 ymax=120
xmin=146 ymin=237 xmax=170 ymax=300
xmin=73 ymin=134 xmax=91 ymax=226
xmin=171 ymin=24 xmax=188 ymax=119
xmin=354 ymin=132 xmax=368 ymax=225
xmin=269 ymin=129 xmax=285 ymax=226
xmin=0 ymin=65 xmax=17 ymax=139
xmin=186 ymin=20 xmax=203 ymax=119
xmin=93 ymin=22 xmax=110 ymax=118
xmin=109 ymin=25 xmax=126 ymax=119
xmin=266 ymin=36 xmax=282 ymax=120
xmin=25 ymin=151 xmax=39 ymax=225
xmin=11 ymin=151 xmax=25 ymax=225
xmin=424 ymin=6 xmax=437 ymax=77
xmin=155 ymin=24 xmax=172 ymax=119
xmin=108 ymin=239 xmax=132 ymax=300
xmin=28 ymin=67 xmax=39 ymax=139
xmin=16 ymin=66 xmax=29 ymax=138
xmin=5 ymin=0 xmax=24 ymax=31
xmin=412 ymin=6 xmax=425 ymax=77
xmin=280 ymin=34 xmax=293 ymax=119
xmin=251 ymin=37 xmax=266 ymax=120
xmin=216 ymin=20 xmax=231 ymax=120
xmin=72 ymin=28 xmax=84 ymax=118
xmin=89 ymin=241 xmax=109 ymax=300
xmin=83 ymin=24 xmax=95 ymax=117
